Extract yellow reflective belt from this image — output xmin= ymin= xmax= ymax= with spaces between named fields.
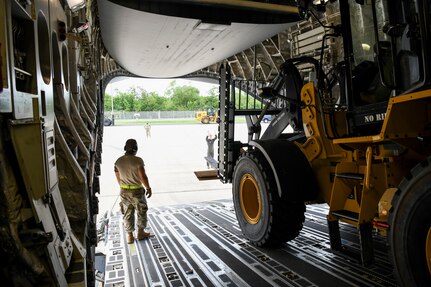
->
xmin=120 ymin=184 xmax=143 ymax=189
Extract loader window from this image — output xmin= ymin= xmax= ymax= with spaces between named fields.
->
xmin=349 ymin=0 xmax=392 ymax=104
xmin=393 ymin=0 xmax=425 ymax=91
xmin=349 ymin=0 xmax=389 ymax=64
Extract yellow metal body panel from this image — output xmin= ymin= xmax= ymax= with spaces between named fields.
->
xmin=300 ymin=83 xmax=349 ymax=204
xmin=300 ymin=84 xmax=430 ymax=226
xmin=333 ymin=89 xmax=431 ymax=147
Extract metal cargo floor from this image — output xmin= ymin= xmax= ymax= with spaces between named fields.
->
xmin=103 ymin=199 xmax=396 ymax=287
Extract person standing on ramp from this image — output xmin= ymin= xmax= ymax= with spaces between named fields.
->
xmin=114 ymin=139 xmax=152 ymax=244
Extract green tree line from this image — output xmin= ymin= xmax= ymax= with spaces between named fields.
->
xmin=104 ymin=80 xmax=219 ymax=112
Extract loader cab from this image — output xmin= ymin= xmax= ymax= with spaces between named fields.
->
xmin=334 ymin=0 xmax=430 ymax=137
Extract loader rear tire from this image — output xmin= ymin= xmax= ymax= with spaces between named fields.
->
xmin=389 ymin=157 xmax=431 ymax=286
xmin=232 ymin=151 xmax=305 ymax=247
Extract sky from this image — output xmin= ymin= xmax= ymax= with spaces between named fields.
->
xmin=105 ymin=77 xmax=218 ymax=96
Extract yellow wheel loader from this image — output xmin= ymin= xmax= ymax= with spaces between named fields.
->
xmin=218 ymin=1 xmax=431 ymax=286
xmin=195 ymin=108 xmax=220 ymax=124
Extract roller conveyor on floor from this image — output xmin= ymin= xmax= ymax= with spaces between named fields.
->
xmin=101 ymin=200 xmax=396 ymax=287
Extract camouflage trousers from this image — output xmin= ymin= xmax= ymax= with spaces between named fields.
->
xmin=120 ymin=188 xmax=148 ymax=232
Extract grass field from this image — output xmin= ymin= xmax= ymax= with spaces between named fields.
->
xmin=112 ymin=117 xmax=246 ymax=125
xmin=114 ymin=119 xmax=199 ymax=125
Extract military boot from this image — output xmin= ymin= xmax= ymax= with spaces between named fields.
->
xmin=127 ymin=232 xmax=134 ymax=244
xmin=136 ymin=228 xmax=150 ymax=240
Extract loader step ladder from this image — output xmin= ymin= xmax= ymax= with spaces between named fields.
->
xmin=328 ymin=156 xmax=374 ymax=266
xmin=335 ymin=173 xmax=364 ymax=181
xmin=331 ymin=209 xmax=359 ymax=222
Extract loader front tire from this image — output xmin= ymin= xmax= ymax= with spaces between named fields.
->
xmin=389 ymin=157 xmax=431 ymax=286
xmin=232 ymin=151 xmax=305 ymax=247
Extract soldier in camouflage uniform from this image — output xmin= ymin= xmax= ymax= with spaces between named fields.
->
xmin=114 ymin=139 xmax=153 ymax=244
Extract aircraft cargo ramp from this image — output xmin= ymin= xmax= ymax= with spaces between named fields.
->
xmin=100 ymin=200 xmax=396 ymax=287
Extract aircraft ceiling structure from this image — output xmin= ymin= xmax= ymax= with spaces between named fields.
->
xmin=97 ymin=0 xmax=300 ymax=79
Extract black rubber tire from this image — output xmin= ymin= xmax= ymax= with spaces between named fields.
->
xmin=389 ymin=157 xmax=431 ymax=286
xmin=232 ymin=151 xmax=305 ymax=247
xmin=103 ymin=118 xmax=112 ymax=126
xmin=201 ymin=117 xmax=209 ymax=124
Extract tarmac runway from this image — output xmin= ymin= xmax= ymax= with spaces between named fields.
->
xmin=98 ymin=123 xmax=249 ymax=215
